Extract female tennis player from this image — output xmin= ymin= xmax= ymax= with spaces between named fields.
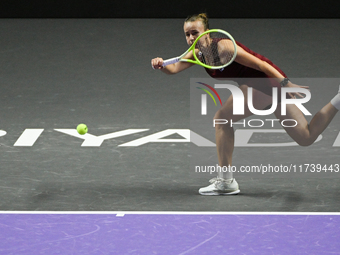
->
xmin=151 ymin=13 xmax=340 ymax=195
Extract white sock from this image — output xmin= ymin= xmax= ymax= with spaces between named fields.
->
xmin=330 ymin=85 xmax=340 ymax=110
xmin=218 ymin=167 xmax=233 ymax=180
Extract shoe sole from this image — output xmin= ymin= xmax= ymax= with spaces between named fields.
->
xmin=199 ymin=189 xmax=240 ymax=196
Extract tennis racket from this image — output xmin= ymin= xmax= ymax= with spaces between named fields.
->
xmin=160 ymin=29 xmax=237 ymax=70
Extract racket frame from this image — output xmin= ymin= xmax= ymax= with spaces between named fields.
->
xmin=162 ymin=29 xmax=237 ymax=69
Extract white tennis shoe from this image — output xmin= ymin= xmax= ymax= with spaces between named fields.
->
xmin=199 ymin=177 xmax=240 ymax=195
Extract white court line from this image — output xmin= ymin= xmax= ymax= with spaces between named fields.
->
xmin=0 ymin=211 xmax=340 ymax=215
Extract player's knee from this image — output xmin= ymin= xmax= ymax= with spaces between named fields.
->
xmin=296 ymin=138 xmax=315 ymax=147
xmin=214 ymin=109 xmax=232 ymax=120
xmin=213 ymin=110 xmax=232 ymax=131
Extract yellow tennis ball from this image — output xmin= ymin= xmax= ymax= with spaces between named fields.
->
xmin=77 ymin=124 xmax=88 ymax=135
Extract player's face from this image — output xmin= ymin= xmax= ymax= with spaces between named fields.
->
xmin=183 ymin=20 xmax=207 ymax=46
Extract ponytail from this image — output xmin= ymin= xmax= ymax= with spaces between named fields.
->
xmin=185 ymin=13 xmax=209 ymax=30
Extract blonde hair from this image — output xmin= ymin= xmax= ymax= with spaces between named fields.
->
xmin=185 ymin=13 xmax=209 ymax=30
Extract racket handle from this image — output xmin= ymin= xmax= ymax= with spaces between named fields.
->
xmin=162 ymin=57 xmax=180 ymax=67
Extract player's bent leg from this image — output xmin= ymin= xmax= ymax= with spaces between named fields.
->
xmin=275 ymin=89 xmax=339 ymax=146
xmin=274 ymin=104 xmax=313 ymax=146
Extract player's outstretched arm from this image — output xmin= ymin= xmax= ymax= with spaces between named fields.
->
xmin=151 ymin=53 xmax=195 ymax=75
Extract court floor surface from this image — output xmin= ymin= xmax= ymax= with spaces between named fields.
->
xmin=0 ymin=18 xmax=339 ymax=253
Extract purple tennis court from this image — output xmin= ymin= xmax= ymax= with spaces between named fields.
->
xmin=1 ymin=212 xmax=340 ymax=254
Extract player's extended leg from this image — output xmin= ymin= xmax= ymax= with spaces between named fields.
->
xmin=199 ymin=85 xmax=274 ymax=195
xmin=275 ymin=87 xmax=339 ymax=146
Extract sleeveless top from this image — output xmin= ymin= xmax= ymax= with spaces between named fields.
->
xmin=203 ymin=40 xmax=287 ymax=97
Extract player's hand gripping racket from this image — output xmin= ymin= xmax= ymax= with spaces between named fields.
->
xmin=158 ymin=29 xmax=237 ymax=70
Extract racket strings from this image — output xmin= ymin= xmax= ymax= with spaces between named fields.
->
xmin=195 ymin=32 xmax=235 ymax=68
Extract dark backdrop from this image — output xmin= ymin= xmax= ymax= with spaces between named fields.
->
xmin=0 ymin=0 xmax=339 ymax=18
